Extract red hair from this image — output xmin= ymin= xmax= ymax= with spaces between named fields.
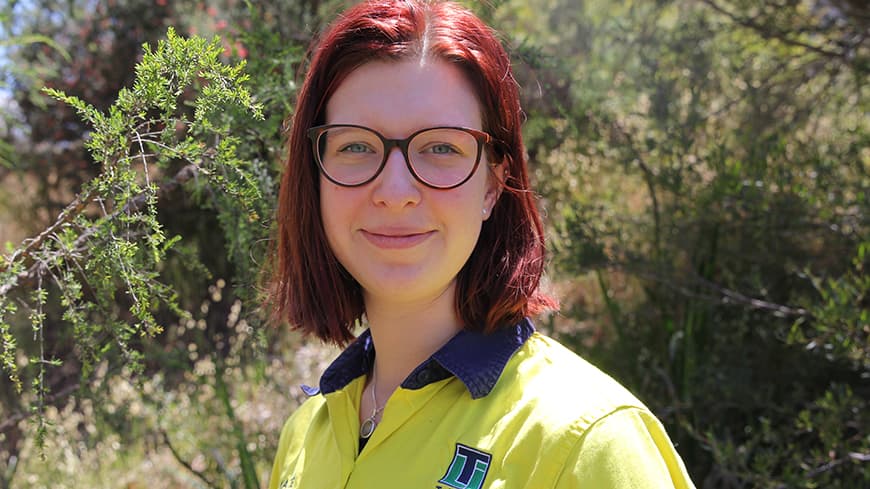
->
xmin=270 ymin=0 xmax=557 ymax=346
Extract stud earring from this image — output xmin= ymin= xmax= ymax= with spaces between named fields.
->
xmin=482 ymin=208 xmax=488 ymax=216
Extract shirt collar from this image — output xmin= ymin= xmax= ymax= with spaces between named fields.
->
xmin=317 ymin=318 xmax=535 ymax=399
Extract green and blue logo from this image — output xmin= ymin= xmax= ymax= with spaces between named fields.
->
xmin=437 ymin=443 xmax=492 ymax=489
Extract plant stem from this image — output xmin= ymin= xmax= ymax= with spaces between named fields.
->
xmin=215 ymin=365 xmax=259 ymax=489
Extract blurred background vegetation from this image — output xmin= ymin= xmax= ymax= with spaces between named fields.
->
xmin=0 ymin=0 xmax=866 ymax=488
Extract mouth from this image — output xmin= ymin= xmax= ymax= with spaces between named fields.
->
xmin=361 ymin=229 xmax=435 ymax=249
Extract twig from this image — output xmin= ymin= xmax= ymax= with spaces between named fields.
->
xmin=806 ymin=457 xmax=847 ymax=477
xmin=0 ymin=381 xmax=80 ymax=432
xmin=609 ymin=121 xmax=663 ymax=260
xmin=701 ymin=0 xmax=848 ymax=60
xmin=618 ymin=261 xmax=811 ymax=318
xmin=161 ymin=430 xmax=220 ymax=489
xmin=0 ymin=164 xmax=200 ymax=298
xmin=2 ymin=189 xmax=98 ymax=275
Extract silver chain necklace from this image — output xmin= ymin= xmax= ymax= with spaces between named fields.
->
xmin=359 ymin=367 xmax=385 ymax=439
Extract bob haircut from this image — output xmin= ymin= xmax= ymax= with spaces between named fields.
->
xmin=271 ymin=0 xmax=556 ymax=346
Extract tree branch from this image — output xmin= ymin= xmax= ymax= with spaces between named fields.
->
xmin=0 ymin=380 xmax=80 ymax=432
xmin=701 ymin=0 xmax=848 ymax=60
xmin=0 ymin=164 xmax=200 ymax=298
xmin=1 ymin=189 xmax=97 ymax=275
xmin=619 ymin=261 xmax=811 ymax=318
xmin=161 ymin=430 xmax=220 ymax=489
xmin=609 ymin=121 xmax=663 ymax=261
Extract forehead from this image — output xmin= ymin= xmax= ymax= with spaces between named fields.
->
xmin=324 ymin=59 xmax=483 ymax=136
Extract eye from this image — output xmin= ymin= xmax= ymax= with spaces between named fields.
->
xmin=339 ymin=142 xmax=375 ymax=153
xmin=425 ymin=143 xmax=461 ymax=155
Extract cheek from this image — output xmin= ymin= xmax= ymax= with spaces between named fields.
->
xmin=445 ymin=181 xmax=489 ymax=239
xmin=466 ymin=167 xmax=494 ymax=211
xmin=319 ymin=183 xmax=349 ymax=251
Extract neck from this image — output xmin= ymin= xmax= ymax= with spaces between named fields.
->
xmin=364 ymin=281 xmax=463 ymax=399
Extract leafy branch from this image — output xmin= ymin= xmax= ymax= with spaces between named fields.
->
xmin=700 ymin=0 xmax=868 ymax=70
xmin=0 ymin=27 xmax=263 ymax=452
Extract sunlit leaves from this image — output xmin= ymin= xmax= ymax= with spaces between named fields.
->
xmin=2 ymin=27 xmax=265 ymax=451
xmin=501 ymin=0 xmax=868 ymax=486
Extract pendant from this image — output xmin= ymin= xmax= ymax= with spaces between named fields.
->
xmin=360 ymin=418 xmax=376 ymax=439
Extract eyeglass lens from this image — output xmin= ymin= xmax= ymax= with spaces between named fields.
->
xmin=315 ymin=127 xmax=480 ymax=187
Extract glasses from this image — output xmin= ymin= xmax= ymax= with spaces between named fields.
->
xmin=308 ymin=124 xmax=493 ymax=189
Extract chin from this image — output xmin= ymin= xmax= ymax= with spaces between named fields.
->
xmin=360 ymin=274 xmax=456 ymax=305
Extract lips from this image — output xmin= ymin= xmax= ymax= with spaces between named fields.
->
xmin=361 ymin=228 xmax=435 ymax=249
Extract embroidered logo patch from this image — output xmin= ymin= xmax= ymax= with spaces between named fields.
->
xmin=437 ymin=443 xmax=492 ymax=489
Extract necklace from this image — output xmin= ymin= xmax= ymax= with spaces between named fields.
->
xmin=359 ymin=367 xmax=385 ymax=439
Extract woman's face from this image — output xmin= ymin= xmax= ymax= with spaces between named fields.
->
xmin=320 ymin=59 xmax=501 ymax=309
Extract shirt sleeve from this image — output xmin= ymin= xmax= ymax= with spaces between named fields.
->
xmin=554 ymin=406 xmax=696 ymax=489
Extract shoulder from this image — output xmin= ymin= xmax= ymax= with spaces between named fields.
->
xmin=496 ymin=332 xmax=695 ymax=488
xmin=277 ymin=393 xmax=327 ymax=442
xmin=269 ymin=394 xmax=327 ymax=489
xmin=501 ymin=332 xmax=648 ymax=432
xmin=557 ymin=406 xmax=696 ymax=488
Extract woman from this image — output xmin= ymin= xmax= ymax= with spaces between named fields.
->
xmin=269 ymin=1 xmax=695 ymax=487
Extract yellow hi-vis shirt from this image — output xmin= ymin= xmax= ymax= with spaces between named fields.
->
xmin=270 ymin=319 xmax=695 ymax=488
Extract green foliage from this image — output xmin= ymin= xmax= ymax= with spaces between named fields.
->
xmin=0 ymin=287 xmax=20 ymax=391
xmin=1 ymin=2 xmax=316 ymax=485
xmin=791 ymin=245 xmax=869 ymax=370
xmin=498 ymin=0 xmax=868 ymax=486
xmin=1 ymin=27 xmax=263 ymax=456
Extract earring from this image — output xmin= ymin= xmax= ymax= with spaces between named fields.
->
xmin=482 ymin=208 xmax=488 ymax=216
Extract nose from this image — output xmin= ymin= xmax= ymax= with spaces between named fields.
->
xmin=371 ymin=147 xmax=422 ymax=208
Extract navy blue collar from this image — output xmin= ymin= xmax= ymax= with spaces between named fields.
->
xmin=316 ymin=318 xmax=535 ymax=399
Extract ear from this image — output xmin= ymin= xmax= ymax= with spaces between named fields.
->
xmin=482 ymin=161 xmax=506 ymax=221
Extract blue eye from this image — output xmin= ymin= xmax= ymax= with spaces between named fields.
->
xmin=340 ymin=142 xmax=374 ymax=153
xmin=428 ymin=144 xmax=459 ymax=155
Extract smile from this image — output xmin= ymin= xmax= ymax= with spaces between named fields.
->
xmin=361 ymin=229 xmax=435 ymax=249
